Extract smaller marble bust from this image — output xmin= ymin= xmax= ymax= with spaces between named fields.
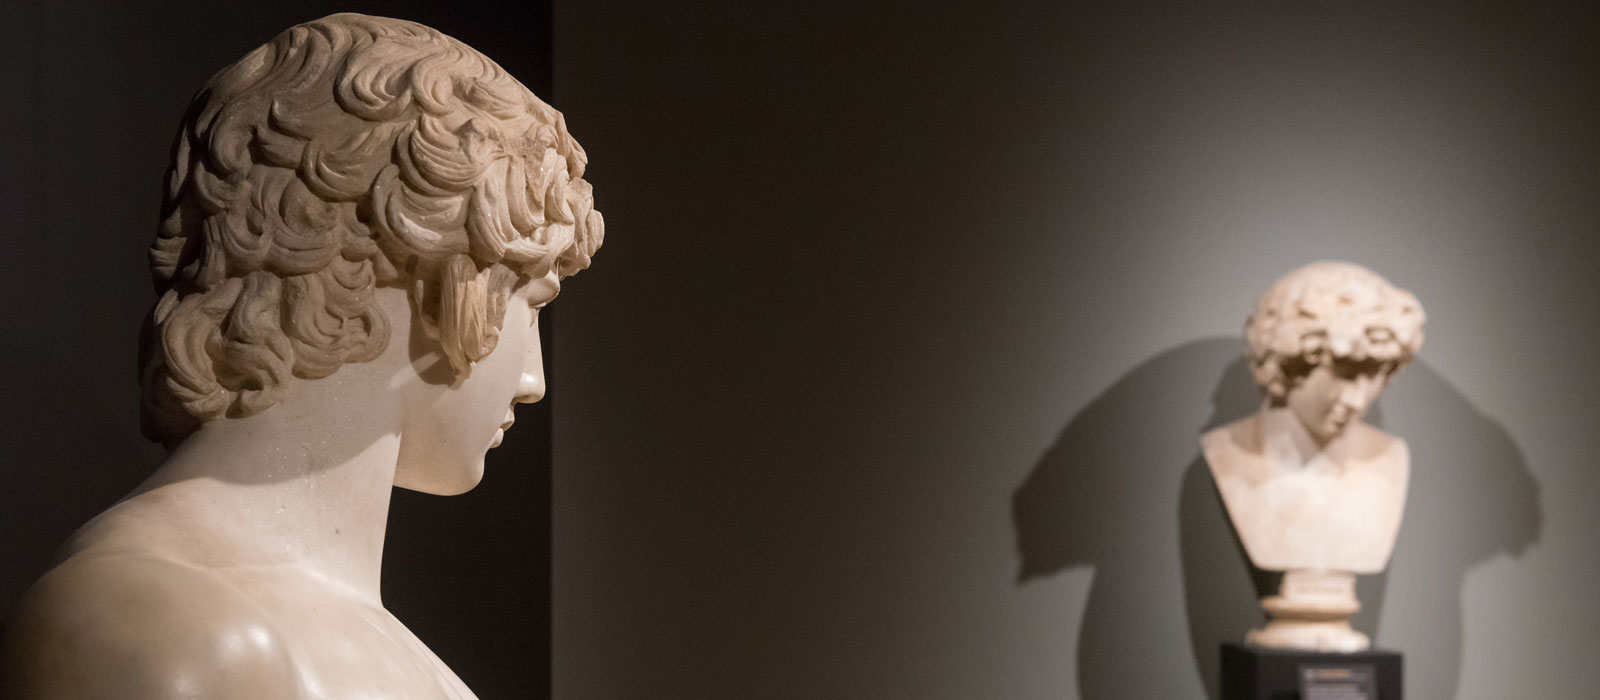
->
xmin=1201 ymin=261 xmax=1425 ymax=652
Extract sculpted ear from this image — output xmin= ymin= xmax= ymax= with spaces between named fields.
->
xmin=408 ymin=255 xmax=518 ymax=377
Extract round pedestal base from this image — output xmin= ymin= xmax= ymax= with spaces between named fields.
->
xmin=1247 ymin=619 xmax=1370 ymax=652
xmin=1248 ymin=569 xmax=1369 ymax=653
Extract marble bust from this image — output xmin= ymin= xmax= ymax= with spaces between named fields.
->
xmin=0 ymin=14 xmax=601 ymax=699
xmin=1200 ymin=261 xmax=1424 ymax=652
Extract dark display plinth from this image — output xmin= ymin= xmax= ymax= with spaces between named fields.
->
xmin=1221 ymin=643 xmax=1402 ymax=700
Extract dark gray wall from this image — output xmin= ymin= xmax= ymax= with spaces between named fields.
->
xmin=0 ymin=3 xmax=554 ymax=698
xmin=551 ymin=1 xmax=1596 ymax=699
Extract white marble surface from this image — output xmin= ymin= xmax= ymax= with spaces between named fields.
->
xmin=1201 ymin=261 xmax=1424 ymax=651
xmin=0 ymin=13 xmax=599 ymax=699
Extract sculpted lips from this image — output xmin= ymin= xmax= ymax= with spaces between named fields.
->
xmin=490 ymin=408 xmax=516 ymax=449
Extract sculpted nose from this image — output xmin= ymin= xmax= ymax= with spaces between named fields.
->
xmin=515 ymin=328 xmax=546 ymax=404
xmin=517 ymin=370 xmax=545 ymax=404
xmin=1338 ymin=375 xmax=1379 ymax=412
xmin=1337 ymin=381 xmax=1363 ymax=408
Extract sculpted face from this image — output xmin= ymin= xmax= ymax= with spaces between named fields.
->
xmin=1285 ymin=358 xmax=1387 ymax=444
xmin=136 ymin=14 xmax=602 ymax=449
xmin=394 ymin=273 xmax=559 ymax=495
xmin=1244 ymin=261 xmax=1424 ymax=441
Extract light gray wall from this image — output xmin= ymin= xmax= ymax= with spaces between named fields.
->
xmin=551 ymin=1 xmax=1597 ymax=699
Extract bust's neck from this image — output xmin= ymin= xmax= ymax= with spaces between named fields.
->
xmin=1259 ymin=405 xmax=1352 ymax=471
xmin=127 ymin=357 xmax=410 ymax=605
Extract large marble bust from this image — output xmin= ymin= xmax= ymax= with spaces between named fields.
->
xmin=1201 ymin=261 xmax=1424 ymax=652
xmin=0 ymin=14 xmax=601 ymax=699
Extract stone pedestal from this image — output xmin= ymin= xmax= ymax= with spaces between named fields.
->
xmin=1249 ymin=569 xmax=1368 ymax=652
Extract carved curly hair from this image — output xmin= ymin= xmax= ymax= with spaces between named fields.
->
xmin=139 ymin=13 xmax=603 ymax=445
xmin=1244 ymin=261 xmax=1424 ymax=401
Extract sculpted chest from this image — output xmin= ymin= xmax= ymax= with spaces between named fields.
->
xmin=230 ymin=574 xmax=479 ymax=700
xmin=1202 ymin=422 xmax=1409 ymax=574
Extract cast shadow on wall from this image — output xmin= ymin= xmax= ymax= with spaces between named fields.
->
xmin=1011 ymin=338 xmax=1540 ymax=700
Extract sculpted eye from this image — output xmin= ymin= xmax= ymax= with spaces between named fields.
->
xmin=515 ymin=273 xmax=561 ymax=312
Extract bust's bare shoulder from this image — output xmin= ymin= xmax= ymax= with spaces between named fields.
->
xmin=1339 ymin=423 xmax=1409 ymax=488
xmin=1202 ymin=415 xmax=1264 ymax=461
xmin=2 ymin=549 xmax=303 ymax=700
xmin=1345 ymin=421 xmax=1410 ymax=464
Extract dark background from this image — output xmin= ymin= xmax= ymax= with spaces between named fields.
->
xmin=3 ymin=2 xmax=1599 ymax=700
xmin=551 ymin=1 xmax=1594 ymax=699
xmin=0 ymin=2 xmax=554 ymax=698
